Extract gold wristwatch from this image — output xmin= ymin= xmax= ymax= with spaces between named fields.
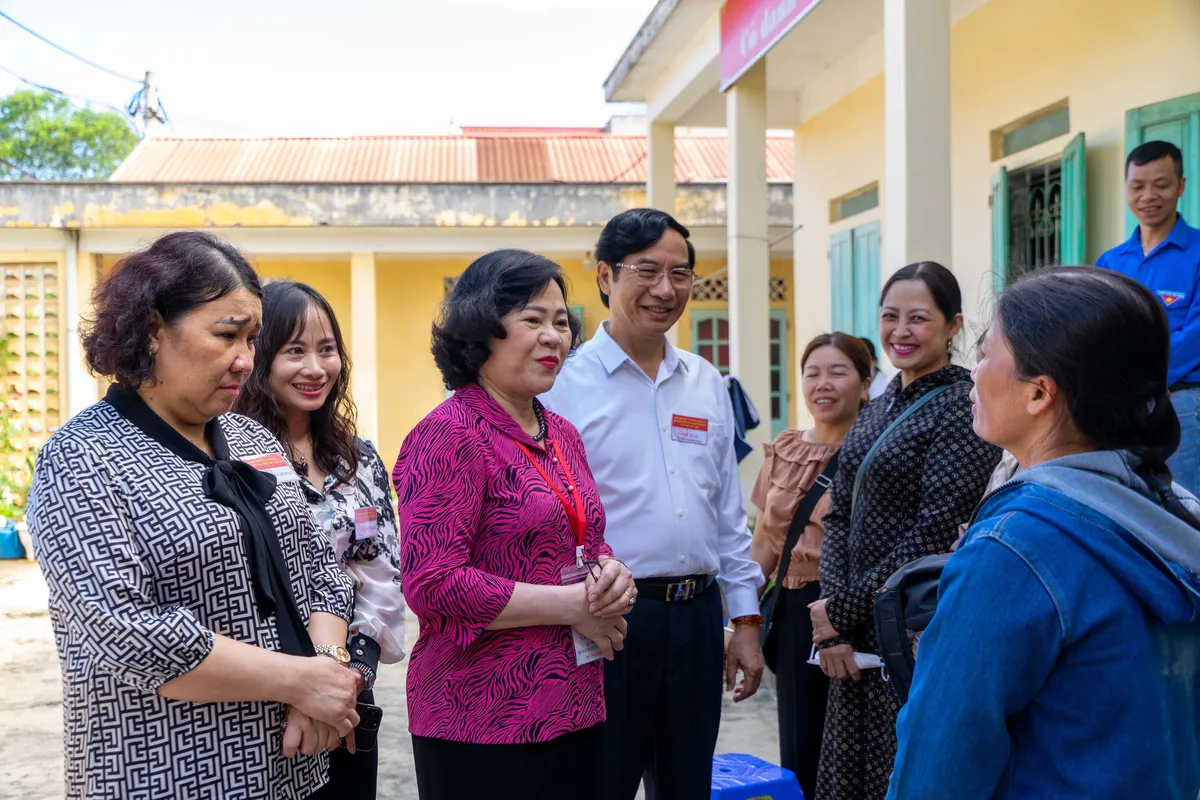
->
xmin=313 ymin=645 xmax=351 ymax=665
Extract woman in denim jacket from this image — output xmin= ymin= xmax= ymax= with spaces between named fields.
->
xmin=889 ymin=267 xmax=1200 ymax=799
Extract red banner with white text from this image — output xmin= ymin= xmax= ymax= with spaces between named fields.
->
xmin=719 ymin=0 xmax=822 ymax=91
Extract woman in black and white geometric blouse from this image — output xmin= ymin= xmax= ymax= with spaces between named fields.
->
xmin=26 ymin=231 xmax=362 ymax=799
xmin=237 ymin=279 xmax=405 ymax=799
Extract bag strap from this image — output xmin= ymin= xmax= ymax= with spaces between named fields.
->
xmin=851 ymin=381 xmax=970 ymax=515
xmin=773 ymin=449 xmax=840 ymax=598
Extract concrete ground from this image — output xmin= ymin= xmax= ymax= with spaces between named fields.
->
xmin=0 ymin=559 xmax=780 ymax=799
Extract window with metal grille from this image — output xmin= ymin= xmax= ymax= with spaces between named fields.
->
xmin=2 ymin=263 xmax=63 ymax=453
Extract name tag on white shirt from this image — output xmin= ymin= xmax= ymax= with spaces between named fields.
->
xmin=354 ymin=507 xmax=379 ymax=540
xmin=242 ymin=453 xmax=300 ymax=483
xmin=670 ymin=414 xmax=709 ymax=445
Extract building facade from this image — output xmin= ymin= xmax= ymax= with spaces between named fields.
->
xmin=606 ymin=0 xmax=1200 ymax=447
xmin=0 ymin=129 xmax=796 ymax=465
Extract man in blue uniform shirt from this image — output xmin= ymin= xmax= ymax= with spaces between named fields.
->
xmin=1097 ymin=140 xmax=1200 ymax=494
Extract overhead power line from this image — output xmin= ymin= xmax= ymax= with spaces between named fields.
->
xmin=0 ymin=9 xmax=139 ymax=83
xmin=0 ymin=62 xmax=138 ymax=123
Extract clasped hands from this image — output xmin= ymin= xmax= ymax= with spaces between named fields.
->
xmin=809 ymin=597 xmax=862 ymax=681
xmin=571 ymin=557 xmax=636 ymax=660
xmin=281 ymin=654 xmax=362 ymax=758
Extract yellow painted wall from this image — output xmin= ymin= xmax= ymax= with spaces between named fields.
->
xmin=790 ymin=0 xmax=1200 ymax=431
xmin=950 ymin=0 xmax=1200 ymax=326
xmin=373 ymin=258 xmax=460 ymax=464
xmin=255 ymin=259 xmax=352 ymax=350
xmin=792 ymin=76 xmax=885 ymax=365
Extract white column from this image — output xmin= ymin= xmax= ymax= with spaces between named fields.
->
xmin=64 ymin=234 xmax=98 ymax=418
xmin=647 ymin=122 xmax=677 ymax=214
xmin=648 ymin=122 xmax=683 ymax=345
xmin=726 ymin=60 xmax=771 ymax=484
xmin=883 ymin=0 xmax=952 ymax=273
xmin=350 ymin=253 xmax=378 ymax=443
xmin=791 ymin=127 xmax=827 ymax=431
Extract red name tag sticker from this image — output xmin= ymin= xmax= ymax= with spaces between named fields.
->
xmin=670 ymin=414 xmax=709 ymax=445
xmin=242 ymin=453 xmax=299 ymax=482
xmin=354 ymin=507 xmax=379 ymax=540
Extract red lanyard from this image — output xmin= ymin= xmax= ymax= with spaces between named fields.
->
xmin=512 ymin=438 xmax=587 ymax=566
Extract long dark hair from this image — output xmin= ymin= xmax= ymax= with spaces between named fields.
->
xmin=996 ymin=267 xmax=1199 ymax=528
xmin=235 ymin=280 xmax=359 ymax=485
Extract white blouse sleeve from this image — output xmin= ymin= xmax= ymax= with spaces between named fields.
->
xmin=343 ymin=439 xmax=406 ymax=665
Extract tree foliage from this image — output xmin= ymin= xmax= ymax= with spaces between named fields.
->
xmin=0 ymin=89 xmax=138 ymax=181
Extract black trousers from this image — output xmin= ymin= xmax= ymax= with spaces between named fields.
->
xmin=309 ymin=688 xmax=378 ymax=800
xmin=411 ymin=724 xmax=601 ymax=800
xmin=774 ymin=581 xmax=830 ymax=800
xmin=599 ymin=579 xmax=724 ymax=800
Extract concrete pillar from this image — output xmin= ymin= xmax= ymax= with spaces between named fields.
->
xmin=647 ymin=122 xmax=683 ymax=346
xmin=350 ymin=252 xmax=378 ymax=443
xmin=647 ymin=122 xmax=677 ymax=215
xmin=726 ymin=60 xmax=771 ymax=482
xmin=65 ymin=237 xmax=99 ymax=418
xmin=883 ymin=0 xmax=952 ymax=273
xmin=791 ymin=127 xmax=828 ymax=431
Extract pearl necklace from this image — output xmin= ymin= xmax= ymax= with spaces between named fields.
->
xmin=531 ymin=402 xmax=547 ymax=442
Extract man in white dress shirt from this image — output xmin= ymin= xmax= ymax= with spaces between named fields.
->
xmin=541 ymin=208 xmax=765 ymax=800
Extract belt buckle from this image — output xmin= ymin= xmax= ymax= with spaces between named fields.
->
xmin=665 ymin=579 xmax=696 ymax=602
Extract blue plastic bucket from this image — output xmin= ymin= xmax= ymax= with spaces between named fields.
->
xmin=0 ymin=517 xmax=26 ymax=560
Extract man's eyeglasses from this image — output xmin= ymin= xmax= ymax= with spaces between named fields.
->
xmin=614 ymin=263 xmax=696 ymax=288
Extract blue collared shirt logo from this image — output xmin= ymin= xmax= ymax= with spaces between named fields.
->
xmin=1158 ymin=289 xmax=1188 ymax=307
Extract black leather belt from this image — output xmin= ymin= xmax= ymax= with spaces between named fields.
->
xmin=634 ymin=574 xmax=715 ymax=603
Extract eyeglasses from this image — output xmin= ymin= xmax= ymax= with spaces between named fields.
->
xmin=614 ymin=263 xmax=696 ymax=288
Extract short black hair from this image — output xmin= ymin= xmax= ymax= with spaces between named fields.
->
xmin=880 ymin=261 xmax=963 ymax=322
xmin=432 ymin=249 xmax=583 ymax=390
xmin=594 ymin=208 xmax=696 ymax=308
xmin=1126 ymin=140 xmax=1183 ymax=180
xmin=83 ymin=231 xmax=262 ymax=390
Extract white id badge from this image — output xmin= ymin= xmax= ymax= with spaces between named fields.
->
xmin=242 ymin=453 xmax=300 ymax=483
xmin=561 ymin=564 xmax=604 ymax=667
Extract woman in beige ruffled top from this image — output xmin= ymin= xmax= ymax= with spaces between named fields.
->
xmin=750 ymin=332 xmax=873 ymax=798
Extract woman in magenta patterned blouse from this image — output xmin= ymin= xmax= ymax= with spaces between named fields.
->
xmin=393 ymin=249 xmax=636 ymax=800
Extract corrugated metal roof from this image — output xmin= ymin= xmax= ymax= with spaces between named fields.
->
xmin=109 ymin=132 xmax=795 ymax=184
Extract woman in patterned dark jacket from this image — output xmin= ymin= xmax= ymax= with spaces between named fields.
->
xmin=808 ymin=261 xmax=1002 ymax=800
xmin=236 ymin=280 xmax=405 ymax=799
xmin=26 ymin=232 xmax=360 ymax=800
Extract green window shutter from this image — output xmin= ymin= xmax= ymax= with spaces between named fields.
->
xmin=851 ymin=221 xmax=881 ymax=348
xmin=829 ymin=231 xmax=854 ymax=332
xmin=1125 ymin=92 xmax=1200 ymax=236
xmin=1060 ymin=133 xmax=1087 ymax=265
xmin=991 ymin=166 xmax=1010 ymax=295
xmin=768 ymin=309 xmax=788 ymax=437
xmin=569 ymin=305 xmax=586 ymax=341
xmin=690 ymin=310 xmax=730 ymax=374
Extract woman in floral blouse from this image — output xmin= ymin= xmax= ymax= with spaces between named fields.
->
xmin=237 ymin=280 xmax=404 ymax=800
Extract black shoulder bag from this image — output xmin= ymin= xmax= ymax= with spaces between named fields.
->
xmin=869 ymin=381 xmax=971 ymax=704
xmin=760 ymin=450 xmax=839 ymax=673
